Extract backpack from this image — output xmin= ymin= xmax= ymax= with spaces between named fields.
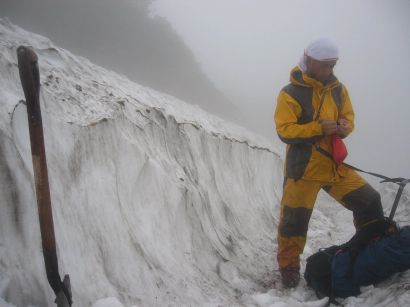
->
xmin=304 ymin=218 xmax=401 ymax=300
xmin=304 ymin=245 xmax=341 ymax=299
xmin=332 ymin=225 xmax=410 ymax=298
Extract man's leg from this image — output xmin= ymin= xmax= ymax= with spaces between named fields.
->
xmin=277 ymin=178 xmax=321 ymax=287
xmin=324 ymin=167 xmax=384 ymax=229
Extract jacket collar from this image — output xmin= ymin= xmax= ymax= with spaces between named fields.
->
xmin=290 ymin=66 xmax=339 ymax=90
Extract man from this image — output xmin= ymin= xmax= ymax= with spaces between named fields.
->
xmin=274 ymin=38 xmax=384 ymax=288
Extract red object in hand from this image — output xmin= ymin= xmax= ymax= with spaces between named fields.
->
xmin=331 ymin=134 xmax=348 ymax=165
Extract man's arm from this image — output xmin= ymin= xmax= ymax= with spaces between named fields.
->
xmin=274 ymin=91 xmax=323 ymax=144
xmin=337 ymin=86 xmax=355 ymax=138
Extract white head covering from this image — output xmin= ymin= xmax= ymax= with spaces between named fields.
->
xmin=298 ymin=38 xmax=339 ymax=72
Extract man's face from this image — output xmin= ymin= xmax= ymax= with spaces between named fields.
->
xmin=306 ymin=57 xmax=337 ymax=83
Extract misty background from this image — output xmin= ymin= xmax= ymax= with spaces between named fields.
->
xmin=0 ymin=0 xmax=245 ymax=123
xmin=1 ymin=0 xmax=409 ymax=178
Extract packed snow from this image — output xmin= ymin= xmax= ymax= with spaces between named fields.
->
xmin=0 ymin=18 xmax=409 ymax=307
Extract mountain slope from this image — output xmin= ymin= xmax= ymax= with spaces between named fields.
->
xmin=0 ymin=0 xmax=246 ymax=124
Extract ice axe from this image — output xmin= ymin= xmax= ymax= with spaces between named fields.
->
xmin=17 ymin=46 xmax=72 ymax=307
xmin=381 ymin=178 xmax=410 ymax=220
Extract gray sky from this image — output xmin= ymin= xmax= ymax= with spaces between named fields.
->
xmin=152 ymin=0 xmax=410 ymax=178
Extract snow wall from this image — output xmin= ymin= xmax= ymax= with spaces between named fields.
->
xmin=0 ymin=18 xmax=285 ymax=306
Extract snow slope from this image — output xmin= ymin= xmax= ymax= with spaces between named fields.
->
xmin=0 ymin=18 xmax=409 ymax=307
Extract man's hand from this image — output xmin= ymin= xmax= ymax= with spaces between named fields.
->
xmin=337 ymin=118 xmax=351 ymax=137
xmin=320 ymin=120 xmax=337 ymax=135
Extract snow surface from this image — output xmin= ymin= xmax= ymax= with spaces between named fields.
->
xmin=0 ymin=18 xmax=409 ymax=307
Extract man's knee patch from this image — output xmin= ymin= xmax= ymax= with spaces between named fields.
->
xmin=341 ymin=184 xmax=380 ymax=210
xmin=279 ymin=206 xmax=313 ymax=237
xmin=341 ymin=183 xmax=384 ymax=225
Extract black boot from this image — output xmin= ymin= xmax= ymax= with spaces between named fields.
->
xmin=280 ymin=267 xmax=300 ymax=289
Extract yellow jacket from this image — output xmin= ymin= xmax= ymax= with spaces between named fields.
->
xmin=274 ymin=67 xmax=354 ymax=181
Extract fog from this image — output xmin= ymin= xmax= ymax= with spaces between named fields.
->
xmin=153 ymin=0 xmax=410 ymax=178
xmin=1 ymin=0 xmax=409 ymax=178
xmin=0 ymin=0 xmax=245 ymax=123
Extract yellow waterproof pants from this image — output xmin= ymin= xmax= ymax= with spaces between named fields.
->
xmin=277 ymin=168 xmax=384 ymax=271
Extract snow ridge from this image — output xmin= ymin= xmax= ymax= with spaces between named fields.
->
xmin=0 ymin=18 xmax=283 ymax=306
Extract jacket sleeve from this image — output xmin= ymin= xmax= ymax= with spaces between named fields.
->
xmin=274 ymin=90 xmax=323 ymax=144
xmin=338 ymin=85 xmax=355 ymax=138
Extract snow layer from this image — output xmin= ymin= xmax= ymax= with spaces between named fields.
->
xmin=0 ymin=18 xmax=409 ymax=307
